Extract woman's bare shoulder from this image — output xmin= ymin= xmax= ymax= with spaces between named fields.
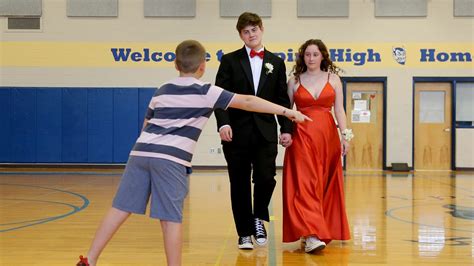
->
xmin=288 ymin=76 xmax=300 ymax=91
xmin=328 ymin=72 xmax=342 ymax=88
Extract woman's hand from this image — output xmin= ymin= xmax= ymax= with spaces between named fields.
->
xmin=279 ymin=133 xmax=293 ymax=148
xmin=342 ymin=139 xmax=350 ymax=156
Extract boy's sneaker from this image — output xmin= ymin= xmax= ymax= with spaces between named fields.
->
xmin=76 ymin=255 xmax=90 ymax=266
xmin=238 ymin=236 xmax=254 ymax=249
xmin=304 ymin=236 xmax=326 ymax=253
xmin=254 ymin=218 xmax=268 ymax=246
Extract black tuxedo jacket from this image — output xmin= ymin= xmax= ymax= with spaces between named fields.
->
xmin=214 ymin=46 xmax=293 ymax=144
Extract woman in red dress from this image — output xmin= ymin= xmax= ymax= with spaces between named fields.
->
xmin=281 ymin=39 xmax=351 ymax=253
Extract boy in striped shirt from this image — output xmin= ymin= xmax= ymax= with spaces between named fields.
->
xmin=77 ymin=40 xmax=309 ymax=266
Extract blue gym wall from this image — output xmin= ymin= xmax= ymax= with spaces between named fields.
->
xmin=0 ymin=87 xmax=155 ymax=163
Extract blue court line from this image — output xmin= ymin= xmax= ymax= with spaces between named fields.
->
xmin=385 ymin=204 xmax=473 ymax=233
xmin=0 ymin=198 xmax=81 ymax=225
xmin=0 ymin=183 xmax=90 ymax=232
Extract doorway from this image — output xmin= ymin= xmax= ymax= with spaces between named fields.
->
xmin=414 ymin=82 xmax=452 ymax=170
xmin=343 ymin=78 xmax=387 ymax=170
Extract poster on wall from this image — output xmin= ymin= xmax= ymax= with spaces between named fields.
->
xmin=354 ymin=100 xmax=368 ymax=111
xmin=352 ymin=92 xmax=362 ymax=99
xmin=352 ymin=110 xmax=371 ymax=123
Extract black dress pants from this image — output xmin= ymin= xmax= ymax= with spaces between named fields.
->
xmin=223 ymin=130 xmax=277 ymax=237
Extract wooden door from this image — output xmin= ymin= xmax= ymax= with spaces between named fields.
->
xmin=414 ymin=83 xmax=452 ymax=170
xmin=345 ymin=82 xmax=384 ymax=170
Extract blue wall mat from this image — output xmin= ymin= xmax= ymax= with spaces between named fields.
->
xmin=0 ymin=88 xmax=12 ymax=162
xmin=0 ymin=87 xmax=151 ymax=164
xmin=36 ymin=89 xmax=62 ymax=162
xmin=88 ymin=89 xmax=114 ymax=163
xmin=12 ymin=88 xmax=37 ymax=162
xmin=62 ymin=88 xmax=88 ymax=162
xmin=138 ymin=88 xmax=156 ymax=132
xmin=113 ymin=88 xmax=139 ymax=163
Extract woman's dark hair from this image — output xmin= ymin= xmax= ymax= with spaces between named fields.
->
xmin=291 ymin=39 xmax=342 ymax=82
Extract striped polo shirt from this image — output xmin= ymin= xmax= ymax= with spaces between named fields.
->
xmin=129 ymin=77 xmax=235 ymax=167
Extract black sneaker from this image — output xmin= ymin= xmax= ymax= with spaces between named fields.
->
xmin=238 ymin=236 xmax=254 ymax=249
xmin=254 ymin=218 xmax=268 ymax=246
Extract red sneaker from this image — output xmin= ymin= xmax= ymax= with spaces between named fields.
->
xmin=76 ymin=255 xmax=89 ymax=266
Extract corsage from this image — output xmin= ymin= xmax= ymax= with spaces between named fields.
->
xmin=341 ymin=128 xmax=354 ymax=142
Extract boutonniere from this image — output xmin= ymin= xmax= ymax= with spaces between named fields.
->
xmin=264 ymin=63 xmax=274 ymax=75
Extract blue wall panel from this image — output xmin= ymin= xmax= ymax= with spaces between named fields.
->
xmin=138 ymin=88 xmax=156 ymax=130
xmin=62 ymin=88 xmax=88 ymax=162
xmin=88 ymin=89 xmax=114 ymax=163
xmin=113 ymin=88 xmax=139 ymax=163
xmin=1 ymin=87 xmax=150 ymax=164
xmin=0 ymin=89 xmax=12 ymax=162
xmin=36 ymin=89 xmax=62 ymax=162
xmin=12 ymin=89 xmax=37 ymax=162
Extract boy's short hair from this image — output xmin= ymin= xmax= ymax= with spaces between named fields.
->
xmin=236 ymin=12 xmax=263 ymax=33
xmin=175 ymin=40 xmax=206 ymax=73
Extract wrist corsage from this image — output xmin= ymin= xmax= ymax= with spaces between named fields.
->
xmin=341 ymin=129 xmax=354 ymax=142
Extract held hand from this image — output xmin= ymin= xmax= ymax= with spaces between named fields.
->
xmin=342 ymin=139 xmax=350 ymax=156
xmin=287 ymin=109 xmax=312 ymax=123
xmin=279 ymin=133 xmax=293 ymax=148
xmin=219 ymin=127 xmax=233 ymax=142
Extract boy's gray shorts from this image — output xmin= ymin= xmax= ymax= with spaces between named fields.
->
xmin=112 ymin=156 xmax=189 ymax=223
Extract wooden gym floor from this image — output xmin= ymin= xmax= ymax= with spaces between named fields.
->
xmin=0 ymin=168 xmax=472 ymax=265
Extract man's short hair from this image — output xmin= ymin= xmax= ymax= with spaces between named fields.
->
xmin=236 ymin=12 xmax=263 ymax=33
xmin=175 ymin=40 xmax=206 ymax=73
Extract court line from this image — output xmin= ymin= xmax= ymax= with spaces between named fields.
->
xmin=211 ymin=190 xmax=278 ymax=265
xmin=0 ymin=183 xmax=90 ymax=232
xmin=345 ymin=172 xmax=474 ymax=194
xmin=214 ymin=224 xmax=233 ymax=266
xmin=268 ymin=198 xmax=276 ymax=266
xmin=418 ymin=174 xmax=474 ymax=194
xmin=385 ymin=204 xmax=473 ymax=233
xmin=0 ymin=198 xmax=80 ymax=225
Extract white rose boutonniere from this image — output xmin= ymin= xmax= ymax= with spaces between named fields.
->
xmin=264 ymin=63 xmax=274 ymax=75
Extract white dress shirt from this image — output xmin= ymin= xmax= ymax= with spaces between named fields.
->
xmin=219 ymin=46 xmax=265 ymax=132
xmin=245 ymin=45 xmax=264 ymax=95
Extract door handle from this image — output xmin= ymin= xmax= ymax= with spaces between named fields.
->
xmin=444 ymin=128 xmax=451 ymax=132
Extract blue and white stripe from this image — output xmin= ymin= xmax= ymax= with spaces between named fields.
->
xmin=130 ymin=77 xmax=234 ymax=166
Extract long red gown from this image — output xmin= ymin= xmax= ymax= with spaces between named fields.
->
xmin=282 ymin=80 xmax=351 ymax=244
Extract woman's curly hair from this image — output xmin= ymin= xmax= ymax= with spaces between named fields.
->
xmin=291 ymin=39 xmax=342 ymax=82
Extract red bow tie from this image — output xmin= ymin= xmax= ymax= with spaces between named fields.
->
xmin=250 ymin=50 xmax=264 ymax=59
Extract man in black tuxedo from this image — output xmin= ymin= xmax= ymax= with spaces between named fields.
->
xmin=214 ymin=12 xmax=293 ymax=250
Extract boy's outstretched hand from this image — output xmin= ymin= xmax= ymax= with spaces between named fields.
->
xmin=285 ymin=109 xmax=312 ymax=123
